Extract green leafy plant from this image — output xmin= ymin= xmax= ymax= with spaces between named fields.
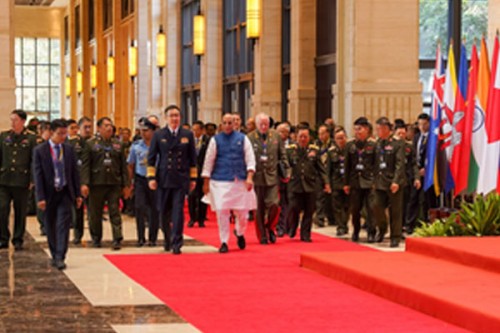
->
xmin=414 ymin=194 xmax=500 ymax=237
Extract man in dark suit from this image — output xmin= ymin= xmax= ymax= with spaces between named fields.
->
xmin=188 ymin=120 xmax=209 ymax=228
xmin=406 ymin=113 xmax=438 ymax=233
xmin=33 ymin=119 xmax=82 ymax=270
xmin=147 ymin=105 xmax=197 ymax=254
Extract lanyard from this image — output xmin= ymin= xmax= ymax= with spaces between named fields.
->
xmin=49 ymin=145 xmax=64 ymax=162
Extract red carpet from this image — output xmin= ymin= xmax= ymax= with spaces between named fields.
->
xmin=301 ymin=238 xmax=500 ymax=333
xmin=105 ymin=209 xmax=470 ymax=333
xmin=406 ymin=237 xmax=500 ymax=274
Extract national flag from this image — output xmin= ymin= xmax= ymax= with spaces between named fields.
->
xmin=449 ymin=42 xmax=470 ymax=195
xmin=440 ymin=42 xmax=457 ymax=193
xmin=473 ymin=37 xmax=498 ymax=194
xmin=424 ymin=43 xmax=445 ymax=194
xmin=486 ymin=33 xmax=500 ymax=144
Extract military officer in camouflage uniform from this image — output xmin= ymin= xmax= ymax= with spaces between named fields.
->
xmin=248 ymin=113 xmax=290 ymax=244
xmin=372 ymin=117 xmax=406 ymax=247
xmin=0 ymin=110 xmax=42 ymax=250
xmin=315 ymin=124 xmax=335 ymax=227
xmin=80 ymin=117 xmax=131 ymax=250
xmin=66 ymin=119 xmax=86 ymax=244
xmin=286 ymin=126 xmax=330 ymax=242
xmin=327 ymin=127 xmax=350 ymax=236
xmin=344 ymin=117 xmax=377 ymax=243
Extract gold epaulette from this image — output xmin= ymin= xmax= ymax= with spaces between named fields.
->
xmin=190 ymin=167 xmax=197 ymax=178
xmin=146 ymin=166 xmax=156 ymax=178
xmin=308 ymin=144 xmax=319 ymax=150
xmin=328 ymin=145 xmax=337 ymax=152
xmin=368 ymin=137 xmax=376 ymax=142
xmin=287 ymin=144 xmax=297 ymax=149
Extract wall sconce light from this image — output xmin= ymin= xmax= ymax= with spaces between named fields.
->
xmin=90 ymin=62 xmax=97 ymax=90
xmin=107 ymin=53 xmax=115 ymax=86
xmin=76 ymin=68 xmax=83 ymax=95
xmin=156 ymin=25 xmax=166 ymax=75
xmin=129 ymin=41 xmax=138 ymax=79
xmin=246 ymin=0 xmax=261 ymax=40
xmin=65 ymin=75 xmax=71 ymax=98
xmin=193 ymin=10 xmax=205 ymax=60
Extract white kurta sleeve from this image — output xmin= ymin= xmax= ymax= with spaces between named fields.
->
xmin=201 ymin=137 xmax=217 ymax=178
xmin=243 ymin=136 xmax=256 ymax=172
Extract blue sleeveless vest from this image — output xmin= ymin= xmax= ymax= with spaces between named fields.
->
xmin=211 ymin=131 xmax=247 ymax=181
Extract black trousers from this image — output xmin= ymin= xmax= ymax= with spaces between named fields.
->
xmin=277 ymin=183 xmax=289 ymax=233
xmin=287 ymin=191 xmax=316 ymax=240
xmin=349 ymin=188 xmax=376 ymax=236
xmin=158 ymin=187 xmax=185 ymax=250
xmin=332 ymin=189 xmax=349 ymax=232
xmin=135 ymin=176 xmax=159 ymax=243
xmin=406 ymin=178 xmax=439 ymax=230
xmin=44 ymin=188 xmax=72 ymax=261
xmin=0 ymin=186 xmax=29 ymax=246
xmin=188 ymin=178 xmax=207 ymax=224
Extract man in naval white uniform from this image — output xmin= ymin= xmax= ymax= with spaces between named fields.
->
xmin=202 ymin=113 xmax=257 ymax=253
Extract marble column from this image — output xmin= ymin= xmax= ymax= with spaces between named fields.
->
xmin=288 ymin=0 xmax=316 ymax=126
xmin=251 ymin=0 xmax=282 ymax=121
xmin=165 ymin=0 xmax=182 ymax=107
xmin=198 ymin=0 xmax=223 ymax=124
xmin=136 ymin=0 xmax=149 ymax=122
xmin=0 ymin=0 xmax=16 ymax=130
xmin=335 ymin=0 xmax=422 ymax=129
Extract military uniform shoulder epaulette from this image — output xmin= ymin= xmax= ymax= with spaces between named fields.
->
xmin=287 ymin=144 xmax=297 ymax=149
xmin=328 ymin=145 xmax=338 ymax=152
xmin=308 ymin=144 xmax=319 ymax=150
xmin=68 ymin=135 xmax=80 ymax=140
xmin=368 ymin=137 xmax=377 ymax=142
xmin=25 ymin=129 xmax=37 ymax=136
xmin=346 ymin=138 xmax=355 ymax=143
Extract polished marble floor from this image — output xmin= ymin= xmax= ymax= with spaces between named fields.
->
xmin=0 ymin=212 xmax=404 ymax=333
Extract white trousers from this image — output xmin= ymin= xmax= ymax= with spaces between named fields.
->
xmin=216 ymin=209 xmax=248 ymax=244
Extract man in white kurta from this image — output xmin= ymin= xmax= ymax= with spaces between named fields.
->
xmin=202 ymin=114 xmax=257 ymax=253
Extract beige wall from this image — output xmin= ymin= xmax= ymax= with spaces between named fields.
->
xmin=0 ymin=0 xmax=16 ymax=130
xmin=13 ymin=6 xmax=63 ymax=38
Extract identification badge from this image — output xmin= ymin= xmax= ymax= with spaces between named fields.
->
xmin=103 ymin=158 xmax=112 ymax=166
xmin=140 ymin=157 xmax=147 ymax=166
xmin=77 ymin=159 xmax=82 ymax=167
xmin=356 ymin=164 xmax=364 ymax=171
xmin=380 ymin=162 xmax=387 ymax=170
xmin=54 ymin=176 xmax=61 ymax=187
xmin=181 ymin=137 xmax=189 ymax=144
xmin=260 ymin=155 xmax=268 ymax=162
xmin=340 ymin=168 xmax=345 ymax=175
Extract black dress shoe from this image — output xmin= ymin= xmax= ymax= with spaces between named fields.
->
xmin=376 ymin=232 xmax=385 ymax=243
xmin=288 ymin=230 xmax=297 ymax=239
xmin=112 ymin=240 xmax=121 ymax=250
xmin=237 ymin=235 xmax=246 ymax=250
xmin=0 ymin=243 xmax=8 ymax=249
xmin=336 ymin=229 xmax=347 ymax=236
xmin=14 ymin=243 xmax=23 ymax=251
xmin=351 ymin=233 xmax=360 ymax=242
xmin=367 ymin=233 xmax=376 ymax=243
xmin=277 ymin=229 xmax=285 ymax=238
xmin=260 ymin=237 xmax=269 ymax=245
xmin=187 ymin=220 xmax=195 ymax=228
xmin=136 ymin=240 xmax=145 ymax=247
xmin=72 ymin=238 xmax=82 ymax=245
xmin=198 ymin=221 xmax=206 ymax=228
xmin=300 ymin=237 xmax=312 ymax=243
xmin=268 ymin=230 xmax=276 ymax=244
xmin=55 ymin=260 xmax=67 ymax=270
xmin=92 ymin=241 xmax=102 ymax=248
xmin=390 ymin=239 xmax=400 ymax=248
xmin=148 ymin=241 xmax=157 ymax=247
xmin=164 ymin=243 xmax=171 ymax=252
xmin=219 ymin=243 xmax=228 ymax=253
xmin=172 ymin=248 xmax=182 ymax=255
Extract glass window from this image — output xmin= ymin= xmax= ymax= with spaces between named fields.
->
xmin=89 ymin=0 xmax=95 ymax=40
xmin=419 ymin=0 xmax=448 ymax=60
xmin=103 ymin=0 xmax=113 ymax=30
xmin=462 ymin=0 xmax=488 ymax=54
xmin=15 ymin=37 xmax=61 ymax=119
